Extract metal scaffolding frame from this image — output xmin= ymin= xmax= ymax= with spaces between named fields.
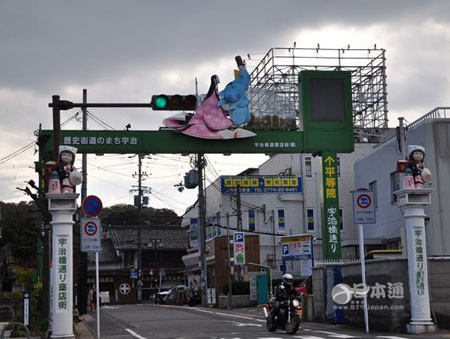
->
xmin=247 ymin=47 xmax=388 ymax=131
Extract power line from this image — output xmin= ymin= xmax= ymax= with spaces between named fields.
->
xmin=0 ymin=141 xmax=35 ymax=165
xmin=0 ymin=111 xmax=81 ymax=166
xmin=86 ymin=111 xmax=115 ymax=130
xmin=87 ymin=162 xmax=132 ymax=178
xmin=208 ymin=223 xmax=285 ymax=237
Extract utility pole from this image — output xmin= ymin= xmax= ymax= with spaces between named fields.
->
xmin=236 ymin=186 xmax=242 ymax=231
xmin=135 ymin=153 xmax=145 ymax=303
xmin=226 ymin=213 xmax=232 ymax=310
xmin=235 ymin=186 xmax=242 ymax=280
xmin=197 ymin=154 xmax=208 ymax=307
xmin=398 ymin=117 xmax=406 ymax=159
xmin=78 ymin=89 xmax=88 ymax=315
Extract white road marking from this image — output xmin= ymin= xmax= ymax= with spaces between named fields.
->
xmin=226 ymin=320 xmax=262 ymax=327
xmin=294 ymin=335 xmax=325 ymax=339
xmin=188 ymin=306 xmax=265 ymax=322
xmin=314 ymin=330 xmax=339 ymax=335
xmin=376 ymin=336 xmax=407 ymax=339
xmin=125 ymin=328 xmax=147 ymax=339
xmin=329 ymin=334 xmax=357 ymax=338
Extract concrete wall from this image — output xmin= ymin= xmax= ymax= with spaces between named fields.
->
xmin=312 ymin=257 xmax=450 ymax=332
xmin=218 ymin=295 xmax=257 ymax=309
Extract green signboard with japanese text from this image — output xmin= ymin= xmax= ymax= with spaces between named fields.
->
xmin=321 ymin=151 xmax=341 ymax=259
xmin=40 ymin=130 xmax=305 ymax=155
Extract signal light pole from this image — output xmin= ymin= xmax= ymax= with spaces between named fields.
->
xmin=196 ymin=154 xmax=208 ymax=307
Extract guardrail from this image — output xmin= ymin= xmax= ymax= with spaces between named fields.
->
xmin=406 ymin=107 xmax=450 ymax=132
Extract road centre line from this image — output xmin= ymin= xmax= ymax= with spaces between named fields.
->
xmin=125 ymin=328 xmax=147 ymax=339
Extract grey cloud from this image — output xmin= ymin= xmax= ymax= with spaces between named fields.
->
xmin=1 ymin=0 xmax=449 ymax=92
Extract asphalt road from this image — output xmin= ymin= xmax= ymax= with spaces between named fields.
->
xmin=82 ymin=304 xmax=450 ymax=339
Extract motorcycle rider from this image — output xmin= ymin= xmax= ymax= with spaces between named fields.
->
xmin=270 ymin=273 xmax=298 ymax=321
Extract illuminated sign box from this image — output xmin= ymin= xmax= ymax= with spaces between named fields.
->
xmin=299 ymin=70 xmax=354 ymax=153
xmin=220 ymin=176 xmax=302 ymax=194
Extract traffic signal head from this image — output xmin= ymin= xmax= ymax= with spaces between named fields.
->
xmin=151 ymin=94 xmax=197 ymax=111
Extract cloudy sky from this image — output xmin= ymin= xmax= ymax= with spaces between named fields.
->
xmin=1 ymin=0 xmax=449 ymax=215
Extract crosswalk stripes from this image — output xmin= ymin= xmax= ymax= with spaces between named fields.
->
xmin=253 ymin=329 xmax=409 ymax=339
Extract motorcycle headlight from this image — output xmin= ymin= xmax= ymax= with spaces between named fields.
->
xmin=292 ymin=299 xmax=300 ymax=308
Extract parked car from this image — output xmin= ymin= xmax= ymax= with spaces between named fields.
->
xmin=166 ymin=285 xmax=188 ymax=305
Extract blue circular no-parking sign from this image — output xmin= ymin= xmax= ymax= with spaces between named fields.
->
xmin=82 ymin=195 xmax=103 ymax=217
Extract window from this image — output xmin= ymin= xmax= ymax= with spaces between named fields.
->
xmin=277 ymin=209 xmax=285 ymax=230
xmin=390 ymin=172 xmax=400 ymax=203
xmin=339 ymin=208 xmax=344 ymax=230
xmin=305 ymin=157 xmax=312 ymax=178
xmin=248 ymin=210 xmax=256 ymax=231
xmin=306 ymin=209 xmax=314 ymax=231
xmin=279 ymin=168 xmax=293 ymax=176
xmin=369 ymin=181 xmax=378 ymax=209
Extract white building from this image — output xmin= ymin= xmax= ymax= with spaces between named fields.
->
xmin=354 ymin=109 xmax=450 ymax=256
xmin=182 ymin=143 xmax=376 ymax=280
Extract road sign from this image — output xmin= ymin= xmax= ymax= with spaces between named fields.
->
xmin=233 ymin=232 xmax=245 ymax=265
xmin=82 ymin=195 xmax=103 ymax=217
xmin=80 ymin=217 xmax=102 ymax=252
xmin=353 ymin=190 xmax=376 ymax=224
xmin=280 ymin=234 xmax=312 ymax=260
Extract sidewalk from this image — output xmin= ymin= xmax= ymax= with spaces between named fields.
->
xmin=74 ymin=314 xmax=95 ymax=339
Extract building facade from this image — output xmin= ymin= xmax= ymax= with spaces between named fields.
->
xmin=354 ymin=113 xmax=450 ymax=256
xmin=182 ymin=143 xmax=376 ymax=289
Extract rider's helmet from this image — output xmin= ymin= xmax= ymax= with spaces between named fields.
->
xmin=282 ymin=273 xmax=293 ymax=287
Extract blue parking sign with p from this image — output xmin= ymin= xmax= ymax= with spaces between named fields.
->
xmin=234 ymin=233 xmax=244 ymax=243
xmin=282 ymin=244 xmax=289 ymax=255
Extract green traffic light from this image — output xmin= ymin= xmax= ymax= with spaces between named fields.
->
xmin=154 ymin=96 xmax=168 ymax=109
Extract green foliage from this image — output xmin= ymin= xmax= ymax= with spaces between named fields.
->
xmin=101 ymin=204 xmax=181 ymax=226
xmin=0 ymin=201 xmax=41 ymax=264
xmin=11 ymin=283 xmax=48 ymax=336
xmin=12 ymin=265 xmax=35 ymax=289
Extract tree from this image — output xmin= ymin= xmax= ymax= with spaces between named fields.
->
xmin=101 ymin=204 xmax=181 ymax=226
xmin=0 ymin=201 xmax=42 ymax=266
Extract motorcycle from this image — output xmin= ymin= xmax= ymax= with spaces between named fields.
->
xmin=186 ymin=290 xmax=201 ymax=307
xmin=263 ymin=296 xmax=301 ymax=335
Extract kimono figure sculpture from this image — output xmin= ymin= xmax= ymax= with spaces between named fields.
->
xmin=405 ymin=145 xmax=431 ymax=189
xmin=55 ymin=145 xmax=82 ymax=193
xmin=162 ymin=56 xmax=255 ymax=140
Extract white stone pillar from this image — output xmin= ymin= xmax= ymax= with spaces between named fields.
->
xmin=47 ymin=193 xmax=79 ymax=339
xmin=395 ymin=188 xmax=437 ymax=334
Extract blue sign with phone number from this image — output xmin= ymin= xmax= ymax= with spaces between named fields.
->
xmin=221 ymin=176 xmax=302 ymax=194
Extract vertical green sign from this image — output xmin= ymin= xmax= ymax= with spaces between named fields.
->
xmin=322 ymin=151 xmax=341 ymax=259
